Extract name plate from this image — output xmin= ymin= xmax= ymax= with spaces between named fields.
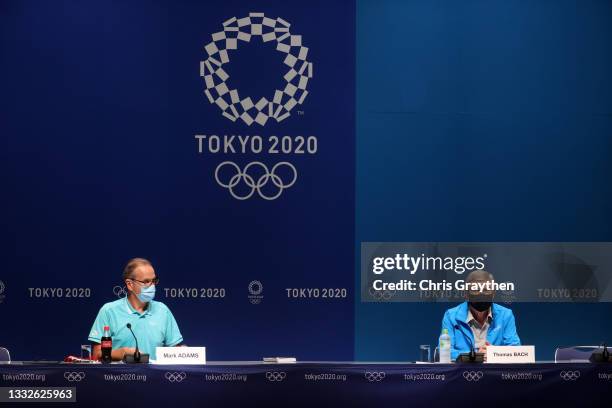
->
xmin=155 ymin=347 xmax=206 ymax=365
xmin=487 ymin=345 xmax=535 ymax=363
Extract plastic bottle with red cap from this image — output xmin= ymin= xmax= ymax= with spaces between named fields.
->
xmin=101 ymin=326 xmax=112 ymax=363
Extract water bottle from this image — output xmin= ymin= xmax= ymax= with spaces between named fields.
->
xmin=439 ymin=328 xmax=451 ymax=363
xmin=101 ymin=326 xmax=112 ymax=363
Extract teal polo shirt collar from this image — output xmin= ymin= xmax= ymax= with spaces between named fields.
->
xmin=124 ymin=296 xmax=153 ymax=317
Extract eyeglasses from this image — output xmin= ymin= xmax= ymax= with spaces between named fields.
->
xmin=128 ymin=277 xmax=159 ymax=287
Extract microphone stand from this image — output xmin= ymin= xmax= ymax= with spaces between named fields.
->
xmin=455 ymin=324 xmax=484 ymax=363
xmin=123 ymin=323 xmax=150 ymax=364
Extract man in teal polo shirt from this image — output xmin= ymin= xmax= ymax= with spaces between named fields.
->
xmin=89 ymin=258 xmax=184 ymax=361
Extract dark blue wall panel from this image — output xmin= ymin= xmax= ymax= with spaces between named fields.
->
xmin=0 ymin=0 xmax=355 ymax=361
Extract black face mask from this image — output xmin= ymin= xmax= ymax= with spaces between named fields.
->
xmin=469 ymin=301 xmax=492 ymax=312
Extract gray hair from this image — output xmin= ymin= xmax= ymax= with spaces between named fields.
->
xmin=123 ymin=258 xmax=152 ymax=280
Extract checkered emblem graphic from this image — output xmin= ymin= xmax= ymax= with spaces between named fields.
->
xmin=200 ymin=12 xmax=313 ymax=126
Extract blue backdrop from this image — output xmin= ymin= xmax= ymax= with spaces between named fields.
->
xmin=355 ymin=0 xmax=612 ymax=361
xmin=1 ymin=0 xmax=611 ymax=363
xmin=0 ymin=0 xmax=355 ymax=361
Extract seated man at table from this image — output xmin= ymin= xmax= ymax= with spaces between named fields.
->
xmin=88 ymin=258 xmax=184 ymax=361
xmin=441 ymin=270 xmax=520 ymax=361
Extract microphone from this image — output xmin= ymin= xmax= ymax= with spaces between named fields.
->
xmin=453 ymin=324 xmax=476 ymax=358
xmin=126 ymin=323 xmax=141 ymax=362
xmin=461 ymin=329 xmax=477 ymax=361
xmin=466 ymin=332 xmax=477 ymax=361
xmin=455 ymin=324 xmax=484 ymax=363
xmin=123 ymin=323 xmax=149 ymax=364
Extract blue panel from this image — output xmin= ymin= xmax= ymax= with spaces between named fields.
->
xmin=0 ymin=0 xmax=355 ymax=361
xmin=356 ymin=0 xmax=612 ymax=360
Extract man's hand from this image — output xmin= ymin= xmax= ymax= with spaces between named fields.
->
xmin=118 ymin=347 xmax=137 ymax=360
xmin=91 ymin=344 xmax=137 ymax=361
xmin=478 ymin=341 xmax=491 ymax=361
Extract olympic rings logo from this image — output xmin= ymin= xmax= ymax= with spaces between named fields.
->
xmin=113 ymin=286 xmax=127 ymax=298
xmin=201 ymin=13 xmax=313 ymax=126
xmin=165 ymin=372 xmax=187 ymax=383
xmin=64 ymin=372 xmax=86 ymax=382
xmin=462 ymin=371 xmax=484 ymax=381
xmin=560 ymin=371 xmax=581 ymax=381
xmin=368 ymin=286 xmax=394 ymax=302
xmin=265 ymin=371 xmax=286 ymax=382
xmin=215 ymin=161 xmax=297 ymax=200
xmin=364 ymin=371 xmax=386 ymax=382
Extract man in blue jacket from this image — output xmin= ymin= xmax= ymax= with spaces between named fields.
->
xmin=441 ymin=270 xmax=521 ymax=361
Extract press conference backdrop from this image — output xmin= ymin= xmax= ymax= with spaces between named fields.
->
xmin=0 ymin=0 xmax=355 ymax=360
xmin=1 ymin=0 xmax=612 ymax=363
